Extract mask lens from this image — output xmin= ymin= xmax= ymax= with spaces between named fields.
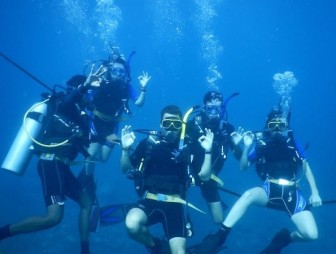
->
xmin=268 ymin=121 xmax=287 ymax=130
xmin=161 ymin=119 xmax=182 ymax=130
xmin=110 ymin=66 xmax=126 ymax=77
xmin=204 ymin=105 xmax=221 ymax=118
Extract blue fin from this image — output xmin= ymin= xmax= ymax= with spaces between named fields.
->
xmin=99 ymin=203 xmax=133 ymax=226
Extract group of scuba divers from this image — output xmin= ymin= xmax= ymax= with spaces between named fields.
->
xmin=0 ymin=47 xmax=322 ymax=254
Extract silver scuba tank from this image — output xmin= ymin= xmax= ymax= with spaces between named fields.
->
xmin=1 ymin=101 xmax=48 ymax=175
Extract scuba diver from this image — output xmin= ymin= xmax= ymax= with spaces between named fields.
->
xmin=186 ymin=91 xmax=243 ymax=254
xmin=187 ymin=90 xmax=242 ymax=223
xmin=120 ymin=105 xmax=214 ymax=254
xmin=199 ymin=107 xmax=322 ymax=254
xmin=81 ymin=47 xmax=151 ymax=214
xmin=0 ymin=69 xmax=102 ymax=254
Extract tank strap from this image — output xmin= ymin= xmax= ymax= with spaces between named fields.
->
xmin=144 ymin=191 xmax=206 ymax=214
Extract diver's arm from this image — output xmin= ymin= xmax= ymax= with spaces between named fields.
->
xmin=120 ymin=148 xmax=133 ymax=174
xmin=134 ymin=90 xmax=146 ymax=107
xmin=303 ymin=160 xmax=322 ymax=207
xmin=198 ymin=129 xmax=214 ymax=181
xmin=240 ymin=131 xmax=254 ymax=170
xmin=240 ymin=145 xmax=250 ymax=171
xmin=134 ymin=72 xmax=151 ymax=107
xmin=230 ymin=126 xmax=244 ymax=160
xmin=120 ymin=125 xmax=136 ymax=173
xmin=198 ymin=153 xmax=212 ymax=181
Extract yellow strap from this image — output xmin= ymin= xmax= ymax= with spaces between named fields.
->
xmin=268 ymin=178 xmax=296 ymax=186
xmin=145 ymin=192 xmax=206 ymax=214
xmin=210 ymin=174 xmax=224 ymax=186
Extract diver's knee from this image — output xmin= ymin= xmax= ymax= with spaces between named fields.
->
xmin=45 ymin=214 xmax=63 ymax=227
xmin=125 ymin=215 xmax=141 ymax=234
xmin=305 ymin=230 xmax=318 ymax=241
xmin=298 ymin=228 xmax=318 ymax=241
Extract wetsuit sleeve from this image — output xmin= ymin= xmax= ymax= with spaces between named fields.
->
xmin=293 ymin=138 xmax=306 ymax=160
xmin=247 ymin=145 xmax=258 ymax=163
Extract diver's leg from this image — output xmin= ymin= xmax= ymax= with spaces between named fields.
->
xmin=125 ymin=208 xmax=153 ymax=246
xmin=291 ymin=210 xmax=318 ymax=242
xmin=85 ymin=142 xmax=101 ymax=175
xmin=78 ymin=190 xmax=93 ymax=254
xmin=208 ymin=201 xmax=224 ymax=225
xmin=187 ymin=187 xmax=267 ymax=254
xmin=169 ymin=237 xmax=187 ymax=254
xmin=223 ymin=186 xmax=268 ymax=227
xmin=0 ymin=203 xmax=63 ymax=239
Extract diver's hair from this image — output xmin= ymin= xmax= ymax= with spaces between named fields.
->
xmin=160 ymin=105 xmax=182 ymax=120
xmin=114 ymin=56 xmax=126 ymax=65
xmin=203 ymin=91 xmax=223 ymax=104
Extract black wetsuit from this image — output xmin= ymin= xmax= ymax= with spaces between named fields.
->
xmin=90 ymin=79 xmax=137 ymax=144
xmin=187 ymin=113 xmax=238 ymax=202
xmin=129 ymin=136 xmax=189 ymax=239
xmin=249 ymin=131 xmax=309 ymax=216
xmin=35 ymin=87 xmax=91 ymax=206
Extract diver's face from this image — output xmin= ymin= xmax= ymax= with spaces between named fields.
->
xmin=109 ymin=62 xmax=126 ymax=81
xmin=267 ymin=117 xmax=288 ymax=132
xmin=204 ymin=99 xmax=222 ymax=121
xmin=160 ymin=113 xmax=182 ymax=143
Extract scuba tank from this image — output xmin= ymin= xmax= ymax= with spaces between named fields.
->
xmin=1 ymin=101 xmax=48 ymax=175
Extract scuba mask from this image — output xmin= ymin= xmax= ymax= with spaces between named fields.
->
xmin=203 ymin=105 xmax=223 ymax=121
xmin=161 ymin=117 xmax=182 ymax=143
xmin=268 ymin=121 xmax=287 ymax=131
xmin=161 ymin=118 xmax=183 ymax=131
xmin=267 ymin=118 xmax=288 ymax=131
xmin=109 ymin=65 xmax=127 ymax=82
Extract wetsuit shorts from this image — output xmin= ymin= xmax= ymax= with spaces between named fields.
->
xmin=262 ymin=180 xmax=309 ymax=217
xmin=91 ymin=117 xmax=119 ymax=144
xmin=135 ymin=198 xmax=187 ymax=239
xmin=200 ymin=179 xmax=221 ymax=203
xmin=37 ymin=159 xmax=84 ymax=206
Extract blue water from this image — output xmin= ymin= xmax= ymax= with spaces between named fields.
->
xmin=1 ymin=0 xmax=335 ymax=253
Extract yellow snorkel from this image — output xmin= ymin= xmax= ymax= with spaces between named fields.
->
xmin=178 ymin=106 xmax=200 ymax=151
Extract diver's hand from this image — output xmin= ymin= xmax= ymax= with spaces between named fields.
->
xmin=198 ymin=128 xmax=214 ymax=153
xmin=309 ymin=193 xmax=322 ymax=207
xmin=243 ymin=131 xmax=254 ymax=147
xmin=84 ymin=64 xmax=105 ymax=87
xmin=138 ymin=71 xmax=151 ymax=89
xmin=231 ymin=126 xmax=244 ymax=145
xmin=121 ymin=125 xmax=136 ymax=150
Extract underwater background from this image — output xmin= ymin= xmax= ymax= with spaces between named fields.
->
xmin=0 ymin=0 xmax=335 ymax=253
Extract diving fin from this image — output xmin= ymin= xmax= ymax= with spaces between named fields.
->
xmin=99 ymin=203 xmax=133 ymax=226
xmin=259 ymin=228 xmax=291 ymax=254
xmin=187 ymin=229 xmax=228 ymax=254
